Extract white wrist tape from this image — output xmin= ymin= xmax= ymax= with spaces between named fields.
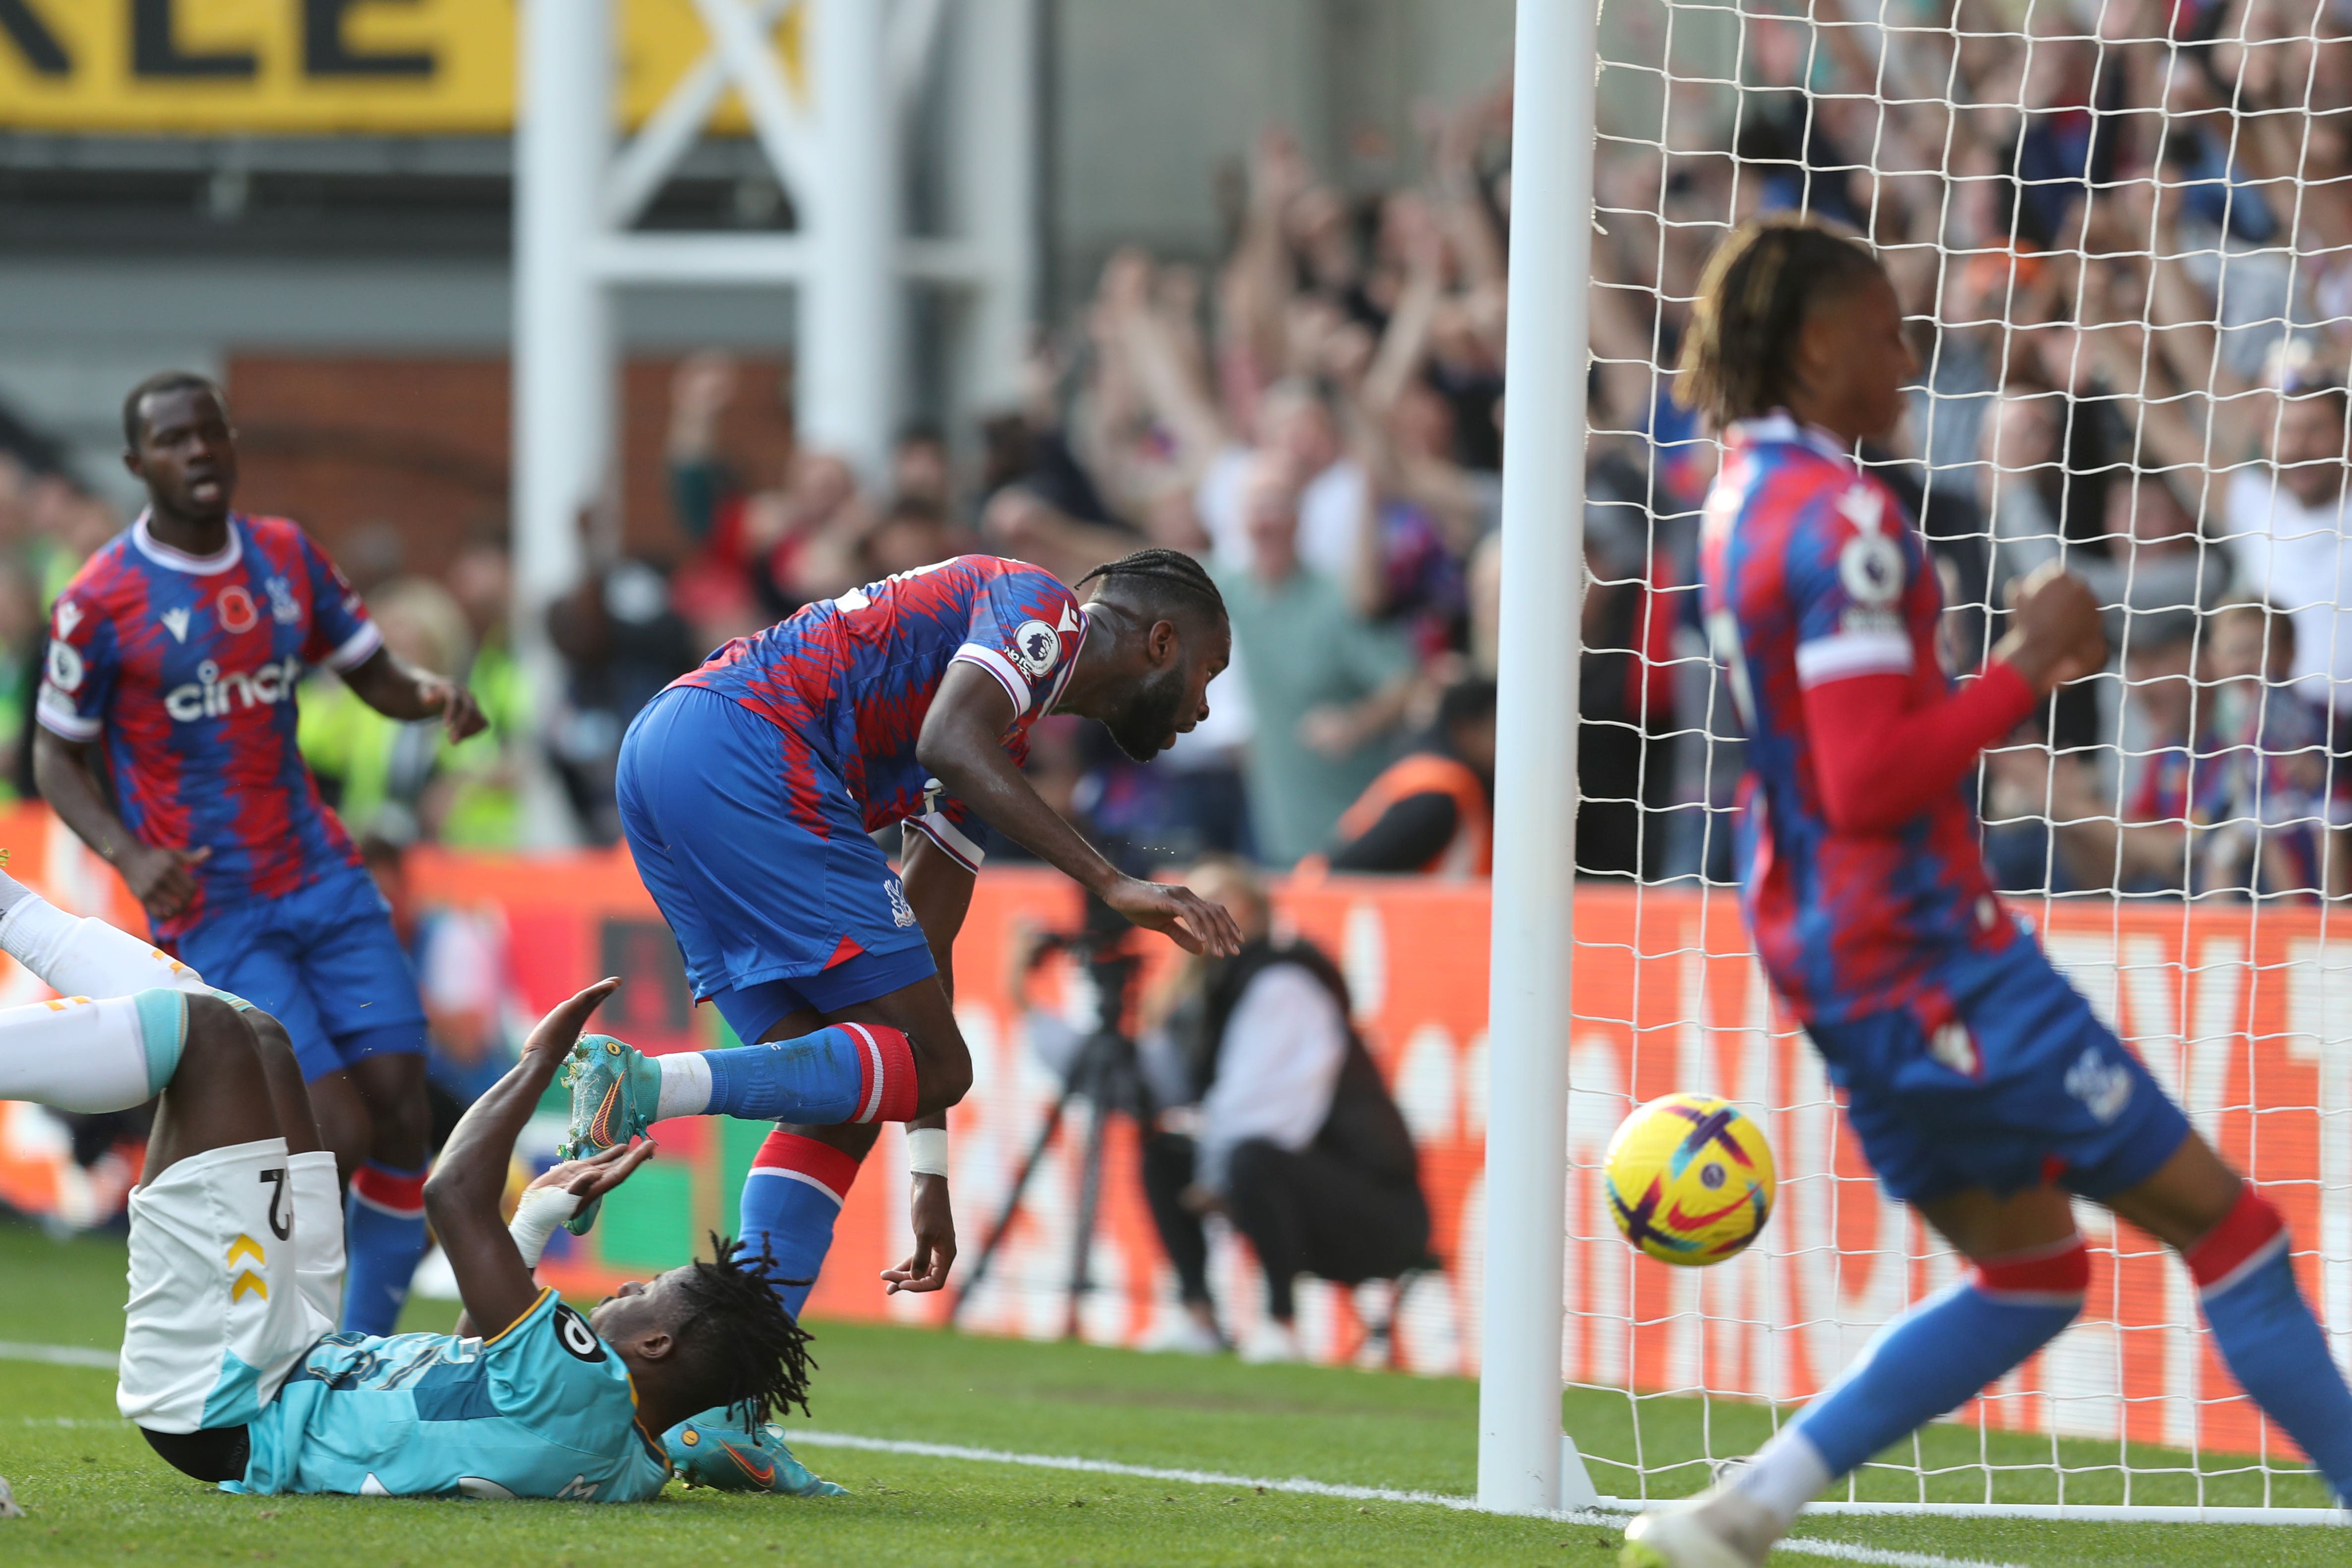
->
xmin=509 ymin=1184 xmax=584 ymax=1268
xmin=906 ymin=1126 xmax=949 ymax=1180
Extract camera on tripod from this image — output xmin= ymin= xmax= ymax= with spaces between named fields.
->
xmin=951 ymin=866 xmax=1162 ymax=1334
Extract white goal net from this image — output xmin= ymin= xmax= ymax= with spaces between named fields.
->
xmin=1565 ymin=0 xmax=2352 ymax=1520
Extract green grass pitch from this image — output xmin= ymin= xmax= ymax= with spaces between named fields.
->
xmin=0 ymin=1221 xmax=2343 ymax=1566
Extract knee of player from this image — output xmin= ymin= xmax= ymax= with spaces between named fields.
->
xmin=1971 ymin=1232 xmax=2091 ymax=1314
xmin=170 ymin=992 xmax=265 ymax=1091
xmin=239 ymin=1006 xmax=299 ymax=1074
xmin=370 ymin=1086 xmax=432 ymax=1162
xmin=2182 ymin=1186 xmax=2291 ymax=1293
xmin=911 ymin=1037 xmax=973 ymax=1112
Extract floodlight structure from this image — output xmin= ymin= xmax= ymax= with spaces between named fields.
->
xmin=510 ymin=0 xmax=1035 ymax=841
xmin=1476 ymin=0 xmax=1604 ymax=1518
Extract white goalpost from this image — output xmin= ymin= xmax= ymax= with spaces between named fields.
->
xmin=1478 ymin=0 xmax=1605 ymax=1519
xmin=1485 ymin=0 xmax=2352 ymax=1528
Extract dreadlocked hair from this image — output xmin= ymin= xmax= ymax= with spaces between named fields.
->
xmin=1074 ymin=548 xmax=1227 ymax=625
xmin=1674 ymin=216 xmax=1886 ymax=427
xmin=674 ymin=1233 xmax=818 ymax=1432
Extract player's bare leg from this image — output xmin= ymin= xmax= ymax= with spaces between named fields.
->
xmin=329 ymin=1049 xmax=431 ymax=1332
xmin=2101 ymin=1133 xmax=2246 ymax=1247
xmin=240 ymin=1007 xmax=323 ymax=1158
xmin=306 ymin=1054 xmax=427 ymax=1178
xmin=349 ymin=1051 xmax=430 ymax=1175
xmin=306 ymin=1069 xmax=371 ymax=1186
xmin=140 ymin=995 xmax=281 ymax=1179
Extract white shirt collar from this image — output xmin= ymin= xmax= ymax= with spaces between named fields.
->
xmin=131 ymin=512 xmax=243 ymax=576
xmin=1727 ymin=411 xmax=1857 ymax=470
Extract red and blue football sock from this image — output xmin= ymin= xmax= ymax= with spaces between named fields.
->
xmin=341 ymin=1161 xmax=428 ymax=1336
xmin=1729 ymin=1236 xmax=2090 ymax=1532
xmin=2189 ymin=1188 xmax=2352 ymax=1504
xmin=665 ymin=1023 xmax=918 ymax=1127
xmin=737 ymin=1131 xmax=862 ymax=1318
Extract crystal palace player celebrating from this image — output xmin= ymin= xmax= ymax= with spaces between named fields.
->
xmin=1621 ymin=219 xmax=2352 ymax=1568
xmin=0 ymin=878 xmax=806 ymax=1500
xmin=31 ymin=372 xmax=486 ymax=1337
xmin=562 ymin=551 xmax=1240 ymax=1341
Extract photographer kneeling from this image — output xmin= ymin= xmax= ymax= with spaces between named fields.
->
xmin=1020 ymin=857 xmax=1430 ymax=1362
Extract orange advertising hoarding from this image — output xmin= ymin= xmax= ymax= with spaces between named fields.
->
xmin=0 ymin=804 xmax=2342 ymax=1463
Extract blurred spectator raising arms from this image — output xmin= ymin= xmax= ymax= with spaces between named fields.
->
xmin=1207 ymin=453 xmax=1414 ymax=867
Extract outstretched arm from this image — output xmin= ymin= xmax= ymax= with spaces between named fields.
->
xmin=915 ymin=664 xmax=1241 ymax=956
xmin=428 ymin=979 xmax=629 ymax=1338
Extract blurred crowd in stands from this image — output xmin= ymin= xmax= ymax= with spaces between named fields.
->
xmin=0 ymin=0 xmax=2347 ymax=911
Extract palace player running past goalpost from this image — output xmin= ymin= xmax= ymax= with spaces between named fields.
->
xmin=1620 ymin=218 xmax=2352 ymax=1568
xmin=31 ymin=372 xmax=486 ymax=1337
xmin=556 ymin=550 xmax=1240 ymax=1326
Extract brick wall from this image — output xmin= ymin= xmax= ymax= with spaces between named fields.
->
xmin=223 ymin=353 xmax=796 ymax=570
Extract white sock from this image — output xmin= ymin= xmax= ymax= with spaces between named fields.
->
xmin=0 ymin=993 xmax=164 ymax=1113
xmin=0 ymin=867 xmax=34 ymax=919
xmin=0 ymin=895 xmax=207 ymax=999
xmin=654 ymin=1053 xmax=713 ymax=1121
xmin=1727 ymin=1428 xmax=1832 ymax=1537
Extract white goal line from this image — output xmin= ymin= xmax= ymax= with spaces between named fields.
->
xmin=790 ymin=1428 xmax=2032 ymax=1568
xmin=8 ymin=1337 xmax=2336 ymax=1545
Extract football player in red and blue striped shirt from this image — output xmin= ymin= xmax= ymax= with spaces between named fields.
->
xmin=1621 ymin=219 xmax=2352 ymax=1568
xmin=32 ymin=371 xmax=486 ymax=1339
xmin=583 ymin=548 xmax=1241 ymax=1344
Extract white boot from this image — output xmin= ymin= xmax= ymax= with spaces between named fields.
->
xmin=1619 ymin=1487 xmax=1775 ymax=1568
xmin=1237 ymin=1320 xmax=1301 ymax=1364
xmin=1142 ymin=1311 xmax=1224 ymax=1356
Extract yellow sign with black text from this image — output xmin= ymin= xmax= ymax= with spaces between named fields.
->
xmin=0 ymin=1 xmax=799 ymax=134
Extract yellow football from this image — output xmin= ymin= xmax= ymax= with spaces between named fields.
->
xmin=1604 ymin=1093 xmax=1777 ymax=1266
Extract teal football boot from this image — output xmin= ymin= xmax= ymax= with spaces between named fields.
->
xmin=665 ymin=1411 xmax=847 ymax=1496
xmin=554 ymin=1034 xmax=662 ymax=1235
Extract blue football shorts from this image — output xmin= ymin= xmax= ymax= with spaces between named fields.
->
xmin=615 ymin=684 xmax=937 ymax=1046
xmin=1802 ymin=937 xmax=2194 ymax=1206
xmin=170 ymin=863 xmax=427 ymax=1084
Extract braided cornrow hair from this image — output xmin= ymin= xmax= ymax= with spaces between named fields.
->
xmin=1674 ymin=216 xmax=1886 ymax=427
xmin=1074 ymin=547 xmax=1228 ymax=625
xmin=675 ymin=1233 xmax=818 ymax=1431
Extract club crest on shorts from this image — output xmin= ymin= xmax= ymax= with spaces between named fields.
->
xmin=2064 ymin=1045 xmax=2133 ymax=1125
xmin=885 ymin=877 xmax=917 ymax=928
xmin=1011 ymin=619 xmax=1059 ymax=678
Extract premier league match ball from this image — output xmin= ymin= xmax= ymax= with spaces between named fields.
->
xmin=1604 ymin=1093 xmax=1777 ymax=1266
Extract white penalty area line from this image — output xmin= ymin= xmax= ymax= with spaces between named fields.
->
xmin=789 ymin=1430 xmax=2027 ymax=1568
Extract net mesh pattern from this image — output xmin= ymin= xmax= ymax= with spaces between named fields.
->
xmin=1567 ymin=0 xmax=2351 ymax=1512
